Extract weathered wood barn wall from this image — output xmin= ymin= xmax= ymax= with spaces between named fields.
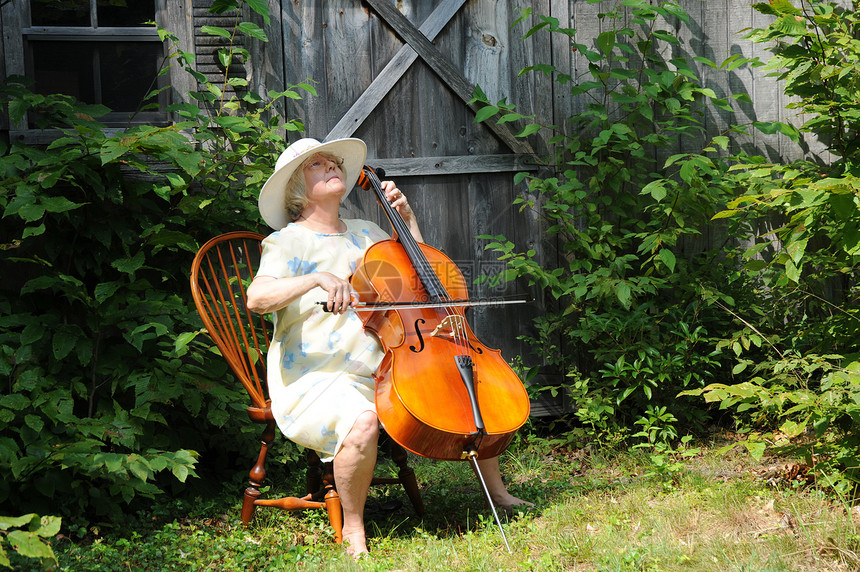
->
xmin=234 ymin=0 xmax=807 ymax=410
xmin=2 ymin=0 xmax=813 ymax=412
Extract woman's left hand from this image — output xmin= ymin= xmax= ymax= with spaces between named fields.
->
xmin=380 ymin=180 xmax=423 ymax=242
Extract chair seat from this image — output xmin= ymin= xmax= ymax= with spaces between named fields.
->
xmin=246 ymin=404 xmax=274 ymax=423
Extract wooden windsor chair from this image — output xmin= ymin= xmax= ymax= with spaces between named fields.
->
xmin=189 ymin=231 xmax=424 ymax=541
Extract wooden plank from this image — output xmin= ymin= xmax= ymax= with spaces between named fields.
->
xmin=326 ymin=0 xmax=467 ymax=140
xmin=162 ymin=0 xmax=196 ymax=111
xmin=459 ymin=0 xmax=506 ymax=156
xmin=363 ymin=0 xmax=534 ymax=155
xmin=466 ymin=172 xmax=517 ymax=349
xmin=750 ymin=4 xmax=782 ymax=162
xmin=1 ymin=1 xmax=26 ymax=132
xmin=1 ymin=1 xmax=24 ymax=77
xmin=322 ymin=0 xmax=372 ymax=133
xmin=414 ymin=0 xmax=468 ymax=158
xmin=572 ymin=0 xmax=602 ymax=122
xmin=547 ymin=0 xmax=571 ymax=140
xmin=248 ymin=0 xmax=286 ymax=119
xmin=395 ymin=3 xmax=460 ymax=252
xmin=508 ymin=0 xmax=555 ymax=155
xmin=22 ymin=26 xmax=158 ymax=38
xmin=368 ymin=154 xmax=540 ymax=176
xmin=279 ymin=0 xmax=326 ymax=134
xmin=462 ymin=0 xmax=508 ymax=103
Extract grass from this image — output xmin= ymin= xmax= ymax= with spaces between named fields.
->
xmin=39 ymin=436 xmax=860 ymax=571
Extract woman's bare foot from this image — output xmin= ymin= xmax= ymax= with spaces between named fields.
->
xmin=342 ymin=528 xmax=369 ymax=559
xmin=490 ymin=491 xmax=535 ymax=512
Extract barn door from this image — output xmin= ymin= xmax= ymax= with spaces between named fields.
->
xmin=263 ymin=0 xmax=562 ymax=415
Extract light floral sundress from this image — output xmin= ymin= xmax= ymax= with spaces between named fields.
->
xmin=256 ymin=219 xmax=389 ymax=461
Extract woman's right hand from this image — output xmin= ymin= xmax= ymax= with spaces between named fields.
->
xmin=315 ymin=272 xmax=358 ymax=314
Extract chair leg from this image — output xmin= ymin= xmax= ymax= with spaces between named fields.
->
xmin=306 ymin=449 xmax=322 ymax=497
xmin=321 ymin=462 xmax=343 ymax=543
xmin=242 ymin=420 xmax=276 ymax=524
xmin=390 ymin=441 xmax=425 ymax=516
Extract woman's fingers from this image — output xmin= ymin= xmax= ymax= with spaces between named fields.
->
xmin=320 ymin=273 xmax=357 ymax=314
xmin=381 ymin=180 xmax=412 ymax=217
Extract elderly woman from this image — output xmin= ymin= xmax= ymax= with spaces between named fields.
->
xmin=246 ymin=137 xmax=529 ymax=557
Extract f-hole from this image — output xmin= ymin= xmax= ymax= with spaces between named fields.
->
xmin=409 ymin=318 xmax=426 ymax=353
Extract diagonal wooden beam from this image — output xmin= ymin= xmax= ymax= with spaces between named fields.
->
xmin=326 ymin=0 xmax=467 ymax=140
xmin=362 ymin=0 xmax=534 ymax=155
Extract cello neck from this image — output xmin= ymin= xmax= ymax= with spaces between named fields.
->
xmin=357 ymin=166 xmax=449 ymax=301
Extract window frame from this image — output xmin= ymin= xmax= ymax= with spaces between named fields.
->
xmin=2 ymin=0 xmax=196 ymax=144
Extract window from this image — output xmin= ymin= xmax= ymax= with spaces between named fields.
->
xmin=21 ymin=0 xmax=169 ymax=128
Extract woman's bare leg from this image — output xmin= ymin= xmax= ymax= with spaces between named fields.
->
xmin=333 ymin=411 xmax=379 ymax=557
xmin=475 ymin=456 xmax=534 ymax=509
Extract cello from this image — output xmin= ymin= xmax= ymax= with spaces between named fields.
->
xmin=348 ymin=166 xmax=531 ymax=466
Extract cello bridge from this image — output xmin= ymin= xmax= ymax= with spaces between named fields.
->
xmin=430 ymin=315 xmax=465 ymax=338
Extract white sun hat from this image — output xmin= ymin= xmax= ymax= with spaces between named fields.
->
xmin=258 ymin=137 xmax=367 ymax=230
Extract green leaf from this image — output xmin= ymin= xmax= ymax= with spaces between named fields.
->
xmin=786 ymin=238 xmax=808 ymax=265
xmin=164 ymin=172 xmax=186 ymax=189
xmin=208 ymin=0 xmax=239 ymax=14
xmin=100 ymin=139 xmax=132 ymax=164
xmin=784 ymin=257 xmax=801 ymax=283
xmin=744 ymin=440 xmax=766 ymax=460
xmin=515 ymin=123 xmax=542 ymax=138
xmin=52 ymin=328 xmax=78 ymax=360
xmin=679 ymin=160 xmax=697 ymax=184
xmin=213 ymin=115 xmax=252 ymax=133
xmin=40 ymin=196 xmax=84 ymax=214
xmin=172 ymin=464 xmax=190 ymax=482
xmin=24 ymin=414 xmax=44 ymax=433
xmin=614 ymin=281 xmax=632 ymax=308
xmin=661 ymin=2 xmax=690 ymax=23
xmin=474 ymin=105 xmax=500 ymax=123
xmin=753 ymin=120 xmax=800 ymax=142
xmin=238 ymin=21 xmax=268 ymax=42
xmin=596 ymin=31 xmax=615 ymax=55
xmin=17 ymin=203 xmax=45 ymax=222
xmin=658 ymin=248 xmax=676 ymax=273
xmin=6 ymin=530 xmax=55 ymax=560
xmin=640 ymin=180 xmax=667 ymax=201
xmin=244 ymin=0 xmax=271 ymax=25
xmin=0 ymin=515 xmax=38 ymax=530
xmin=201 ymin=25 xmax=232 ymax=39
xmin=712 ymin=135 xmax=729 ymax=150
xmin=0 ymin=394 xmax=30 ymax=411
xmin=94 ymin=281 xmax=121 ymax=303
xmin=8 ymin=97 xmax=29 ymax=124
xmin=36 ymin=515 xmax=61 ymax=538
xmin=773 ymin=13 xmax=807 ymax=35
xmin=174 ymin=331 xmax=199 ymax=354
xmin=112 ymin=251 xmax=145 ymax=275
xmin=217 ymin=48 xmax=232 ymax=68
xmin=712 ymin=209 xmax=741 ymax=220
xmin=779 ymin=420 xmax=806 ymax=438
xmin=652 ymin=30 xmax=680 ymax=45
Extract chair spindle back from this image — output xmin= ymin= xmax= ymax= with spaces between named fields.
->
xmin=190 ymin=232 xmax=270 ymax=408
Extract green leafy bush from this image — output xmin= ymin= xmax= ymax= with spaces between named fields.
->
xmin=472 ymin=0 xmax=759 ymax=438
xmin=477 ymin=0 xmax=860 ymax=493
xmin=0 ymin=0 xmax=308 ymax=528
xmin=682 ymin=0 xmax=860 ymax=494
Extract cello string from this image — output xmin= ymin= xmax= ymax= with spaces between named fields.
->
xmin=363 ymin=167 xmax=474 ymax=401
